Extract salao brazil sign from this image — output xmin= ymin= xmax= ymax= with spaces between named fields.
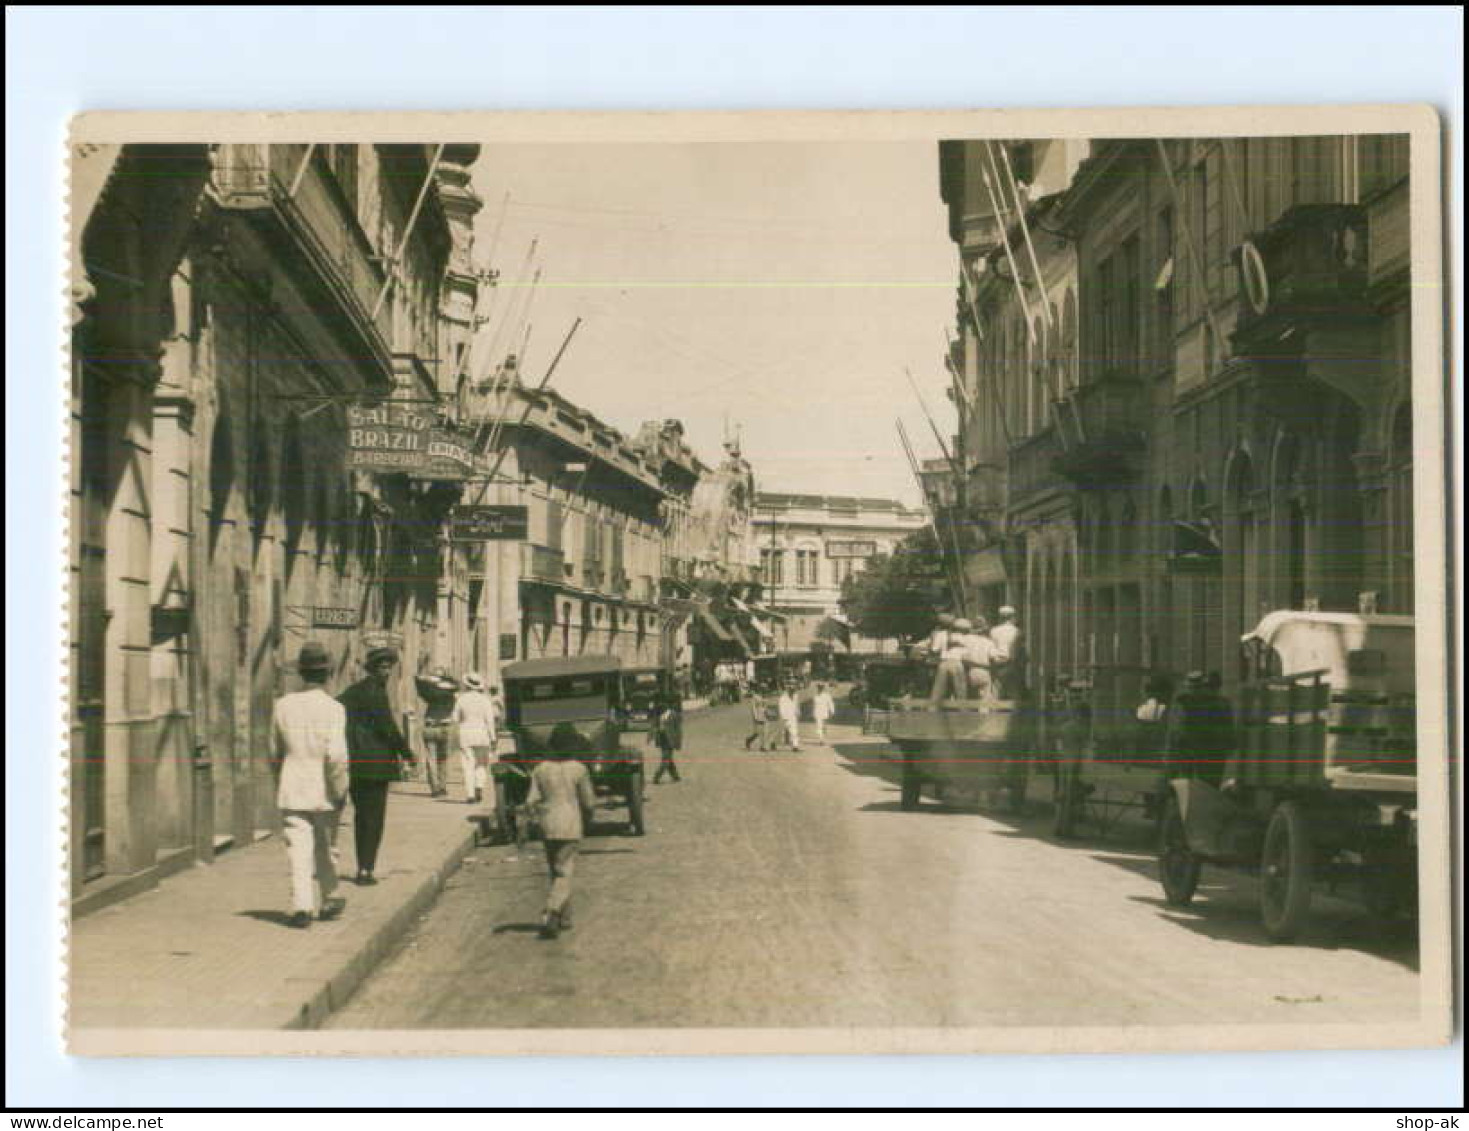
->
xmin=345 ymin=402 xmax=477 ymax=480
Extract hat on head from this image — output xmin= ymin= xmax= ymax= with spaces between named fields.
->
xmin=297 ymin=641 xmax=331 ymax=674
xmin=366 ymin=645 xmax=399 ymax=667
xmin=432 ymin=664 xmax=451 ymax=680
xmin=1184 ymin=670 xmax=1208 ymax=689
xmin=937 ymin=613 xmax=956 ymax=626
xmin=463 ymin=672 xmax=485 ymax=691
xmin=953 ymin=618 xmax=973 ymax=632
xmin=999 ymin=605 xmax=1016 ymax=618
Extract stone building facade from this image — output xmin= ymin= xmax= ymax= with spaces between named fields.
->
xmin=939 ymin=133 xmax=1415 ymax=730
xmin=751 ymin=493 xmax=929 ymax=653
xmin=69 ymin=142 xmax=482 ymax=908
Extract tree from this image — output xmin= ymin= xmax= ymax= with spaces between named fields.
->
xmin=837 ymin=527 xmax=950 ymax=644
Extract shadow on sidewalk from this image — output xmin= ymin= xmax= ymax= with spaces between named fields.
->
xmin=236 ymin=909 xmax=305 ymax=929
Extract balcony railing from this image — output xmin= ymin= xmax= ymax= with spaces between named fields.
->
xmin=1231 ymin=203 xmax=1370 ymax=346
xmin=522 ymin=543 xmax=565 ymax=583
xmin=1007 ymin=431 xmax=1065 ymax=507
xmin=213 ymin=144 xmax=393 ymax=371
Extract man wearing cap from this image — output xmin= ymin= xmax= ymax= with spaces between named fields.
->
xmin=453 ymin=672 xmax=497 ymax=805
xmin=415 ymin=664 xmax=460 ymax=798
xmin=271 ymin=642 xmax=349 ymax=928
xmin=929 ymin=616 xmax=970 ymax=703
xmin=990 ymin=606 xmax=1023 ymax=698
xmin=338 ymin=646 xmax=413 ymax=885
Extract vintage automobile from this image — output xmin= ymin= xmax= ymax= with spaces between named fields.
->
xmin=1158 ymin=611 xmax=1418 ymax=941
xmin=849 ymin=653 xmax=930 ymax=714
xmin=618 ymin=665 xmax=674 ymax=732
xmin=885 ymin=687 xmax=1040 ymax=815
xmin=496 ymin=655 xmax=645 ymax=841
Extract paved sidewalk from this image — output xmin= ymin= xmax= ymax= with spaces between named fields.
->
xmin=69 ymin=781 xmax=480 ymax=1034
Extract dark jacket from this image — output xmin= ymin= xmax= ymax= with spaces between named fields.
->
xmin=339 ymin=676 xmax=411 ymax=782
xmin=654 ymin=707 xmax=683 ymax=751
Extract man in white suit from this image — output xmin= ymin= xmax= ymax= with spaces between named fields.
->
xmin=272 ymin=641 xmax=350 ymax=929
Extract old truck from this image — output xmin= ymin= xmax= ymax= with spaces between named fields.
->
xmin=496 ymin=655 xmax=646 ymax=840
xmin=1158 ymin=611 xmax=1418 ymax=941
xmin=885 ymin=691 xmax=1039 ymax=815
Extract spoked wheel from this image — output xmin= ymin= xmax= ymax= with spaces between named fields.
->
xmin=1052 ymin=765 xmax=1081 ymax=838
xmin=1158 ymin=794 xmax=1201 ymax=906
xmin=625 ymin=769 xmax=646 ymax=836
xmin=1260 ymin=801 xmax=1313 ymax=942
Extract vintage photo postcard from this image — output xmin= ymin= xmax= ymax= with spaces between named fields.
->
xmin=64 ymin=105 xmax=1451 ymax=1057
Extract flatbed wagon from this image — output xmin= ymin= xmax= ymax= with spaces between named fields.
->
xmin=886 ymin=694 xmax=1039 ymax=815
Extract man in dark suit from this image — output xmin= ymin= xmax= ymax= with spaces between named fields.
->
xmin=338 ymin=645 xmax=413 ymax=885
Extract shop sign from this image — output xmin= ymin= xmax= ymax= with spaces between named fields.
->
xmin=310 ymin=606 xmax=359 ymax=630
xmin=448 ymin=504 xmax=530 ymax=542
xmin=825 ymin=540 xmax=878 ymax=559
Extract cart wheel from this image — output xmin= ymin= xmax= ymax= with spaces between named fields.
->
xmin=626 ymin=770 xmax=646 ymax=836
xmin=899 ymin=756 xmax=922 ymax=811
xmin=1260 ymin=801 xmax=1313 ymax=942
xmin=1052 ymin=765 xmax=1080 ymax=838
xmin=1158 ymin=794 xmax=1201 ymax=906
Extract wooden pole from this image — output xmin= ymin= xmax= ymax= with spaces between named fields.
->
xmin=370 ymin=143 xmax=447 ymax=324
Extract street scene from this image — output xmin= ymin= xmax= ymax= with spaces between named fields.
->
xmin=67 ymin=124 xmax=1434 ymax=1045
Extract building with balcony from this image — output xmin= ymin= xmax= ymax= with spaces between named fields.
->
xmin=751 ymin=493 xmax=929 ymax=653
xmin=940 ymin=138 xmax=1086 ymax=674
xmin=938 ymin=132 xmax=1415 ymax=724
xmin=68 ymin=141 xmax=480 ymax=909
xmin=464 ymin=378 xmax=669 ymax=679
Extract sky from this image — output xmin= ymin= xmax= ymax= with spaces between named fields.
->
xmin=464 ymin=142 xmax=958 ymax=508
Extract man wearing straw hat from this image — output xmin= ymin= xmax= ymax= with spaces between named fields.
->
xmin=271 ymin=641 xmax=349 ymax=929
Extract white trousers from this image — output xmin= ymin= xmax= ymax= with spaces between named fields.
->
xmin=460 ymin=744 xmax=491 ymax=801
xmin=814 ymin=718 xmax=828 ymax=743
xmin=282 ymin=809 xmax=340 ymax=914
xmin=783 ymin=720 xmax=802 ymax=750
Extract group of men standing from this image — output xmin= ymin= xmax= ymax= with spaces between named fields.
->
xmin=926 ymin=606 xmax=1023 ymax=704
xmin=270 ymin=642 xmax=502 ymax=929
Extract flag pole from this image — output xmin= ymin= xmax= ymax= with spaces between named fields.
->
xmin=370 ymin=143 xmax=447 ymax=324
xmin=896 ymin=420 xmax=969 ymax=617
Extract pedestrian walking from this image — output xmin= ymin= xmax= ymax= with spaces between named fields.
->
xmin=778 ymin=686 xmax=802 ymax=751
xmin=744 ymin=687 xmax=768 ymax=751
xmin=271 ymin=641 xmax=349 ymax=929
xmin=811 ymin=681 xmax=836 ymax=744
xmin=651 ymin=695 xmax=684 ymax=783
xmin=454 ymin=672 xmax=497 ymax=804
xmin=339 ymin=645 xmax=413 ymax=886
xmin=415 ymin=664 xmax=459 ymax=798
xmin=526 ymin=745 xmax=597 ymax=940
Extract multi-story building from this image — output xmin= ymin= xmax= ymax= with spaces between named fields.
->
xmin=69 ymin=142 xmax=481 ymax=908
xmin=939 ymin=132 xmax=1414 ymax=728
xmin=464 ymin=376 xmax=669 ymax=680
xmin=751 ymin=493 xmax=929 ymax=652
xmin=940 ymin=138 xmax=1087 ymax=653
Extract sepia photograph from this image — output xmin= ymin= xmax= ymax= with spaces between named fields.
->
xmin=63 ymin=107 xmax=1450 ymax=1057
